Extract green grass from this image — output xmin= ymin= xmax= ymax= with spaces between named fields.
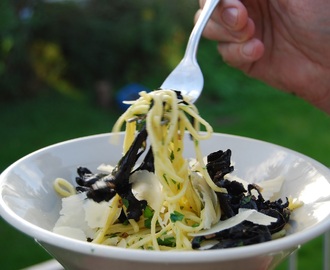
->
xmin=197 ymin=54 xmax=330 ymax=270
xmin=0 ymin=60 xmax=329 ymax=269
xmin=0 ymin=93 xmax=122 ymax=269
xmin=197 ymin=40 xmax=330 ymax=166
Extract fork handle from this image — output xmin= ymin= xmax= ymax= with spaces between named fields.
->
xmin=184 ymin=0 xmax=220 ymax=63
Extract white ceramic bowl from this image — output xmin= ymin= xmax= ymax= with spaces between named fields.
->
xmin=1 ymin=133 xmax=330 ymax=270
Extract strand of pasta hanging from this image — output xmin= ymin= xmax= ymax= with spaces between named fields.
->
xmin=53 ymin=88 xmax=296 ymax=251
xmin=111 ymin=89 xmax=219 ymax=250
xmin=53 ymin=89 xmax=222 ymax=250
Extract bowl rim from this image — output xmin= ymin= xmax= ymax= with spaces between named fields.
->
xmin=1 ymin=132 xmax=330 ymax=263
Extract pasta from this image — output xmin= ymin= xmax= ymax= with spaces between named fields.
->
xmin=53 ymin=89 xmax=295 ymax=250
xmin=54 ymin=90 xmax=222 ymax=250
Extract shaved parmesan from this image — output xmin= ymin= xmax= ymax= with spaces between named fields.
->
xmin=130 ymin=170 xmax=163 ymax=211
xmin=53 ymin=193 xmax=95 ymax=238
xmin=191 ymin=171 xmax=219 ymax=229
xmin=224 ymin=174 xmax=250 ymax=188
xmin=84 ymin=199 xmax=111 ymax=229
xmin=189 ymin=208 xmax=277 ymax=237
xmin=55 ymin=193 xmax=87 ymax=228
xmin=53 ymin=226 xmax=86 ymax=241
xmin=97 ymin=163 xmax=115 ymax=173
xmin=198 ymin=240 xmax=220 ymax=250
xmin=259 ymin=176 xmax=284 ymax=201
xmin=224 ymin=174 xmax=285 ymax=201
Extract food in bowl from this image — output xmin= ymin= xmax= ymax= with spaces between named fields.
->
xmin=52 ymin=89 xmax=300 ymax=250
xmin=1 ymin=122 xmax=330 ymax=270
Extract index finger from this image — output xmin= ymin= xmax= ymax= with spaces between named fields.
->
xmin=199 ymin=0 xmax=249 ymax=31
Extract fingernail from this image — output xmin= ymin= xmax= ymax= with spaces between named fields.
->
xmin=222 ymin=8 xmax=238 ymax=27
xmin=242 ymin=41 xmax=255 ymax=56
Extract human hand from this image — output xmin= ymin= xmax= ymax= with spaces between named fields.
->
xmin=197 ymin=0 xmax=330 ymax=114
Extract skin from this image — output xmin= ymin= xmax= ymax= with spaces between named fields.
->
xmin=196 ymin=0 xmax=330 ymax=114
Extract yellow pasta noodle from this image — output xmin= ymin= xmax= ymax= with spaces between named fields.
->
xmin=53 ymin=89 xmax=298 ymax=251
xmin=54 ymin=89 xmax=222 ymax=250
xmin=53 ymin=178 xmax=76 ymax=197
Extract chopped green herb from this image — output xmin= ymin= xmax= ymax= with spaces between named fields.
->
xmin=170 ymin=211 xmax=184 ymax=222
xmin=144 ymin=218 xmax=152 ymax=229
xmin=170 ymin=151 xmax=175 ymax=162
xmin=144 ymin=205 xmax=154 ymax=218
xmin=240 ymin=195 xmax=252 ymax=205
xmin=122 ymin=219 xmax=129 ymax=225
xmin=163 ymin=173 xmax=169 ymax=184
xmin=157 ymin=236 xmax=176 ymax=247
xmin=143 ymin=205 xmax=154 ymax=229
xmin=122 ymin=198 xmax=129 ymax=208
xmin=106 ymin=233 xmax=119 ymax=238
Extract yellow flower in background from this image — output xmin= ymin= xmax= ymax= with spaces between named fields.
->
xmin=0 ymin=36 xmax=14 ymax=75
xmin=161 ymin=30 xmax=187 ymax=70
xmin=30 ymin=41 xmax=65 ymax=81
xmin=30 ymin=41 xmax=82 ymax=99
xmin=1 ymin=36 xmax=14 ymax=54
xmin=141 ymin=8 xmax=155 ymax=22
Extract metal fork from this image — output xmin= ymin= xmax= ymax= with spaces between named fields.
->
xmin=160 ymin=0 xmax=220 ymax=103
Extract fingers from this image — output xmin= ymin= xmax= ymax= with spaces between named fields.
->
xmin=197 ymin=0 xmax=252 ymax=42
xmin=218 ymin=38 xmax=265 ymax=68
xmin=198 ymin=12 xmax=256 ymax=43
xmin=197 ymin=0 xmax=265 ymax=67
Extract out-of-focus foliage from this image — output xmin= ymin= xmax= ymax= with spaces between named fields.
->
xmin=0 ymin=0 xmax=197 ymax=101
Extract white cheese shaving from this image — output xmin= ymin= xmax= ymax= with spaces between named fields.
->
xmin=225 ymin=174 xmax=285 ymax=201
xmin=53 ymin=193 xmax=95 ymax=239
xmin=259 ymin=176 xmax=284 ymax=201
xmin=97 ymin=163 xmax=115 ymax=173
xmin=83 ymin=199 xmax=111 ymax=229
xmin=189 ymin=208 xmax=277 ymax=237
xmin=130 ymin=170 xmax=163 ymax=211
xmin=54 ymin=193 xmax=87 ymax=228
xmin=224 ymin=173 xmax=250 ymax=188
xmin=191 ymin=171 xmax=219 ymax=229
xmin=53 ymin=226 xmax=87 ymax=241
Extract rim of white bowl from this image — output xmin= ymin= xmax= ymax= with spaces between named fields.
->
xmin=1 ymin=132 xmax=330 ymax=263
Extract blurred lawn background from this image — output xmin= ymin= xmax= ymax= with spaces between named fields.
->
xmin=0 ymin=0 xmax=329 ymax=269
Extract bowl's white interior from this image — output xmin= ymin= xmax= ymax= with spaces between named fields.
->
xmin=1 ymin=132 xmax=330 ymax=263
